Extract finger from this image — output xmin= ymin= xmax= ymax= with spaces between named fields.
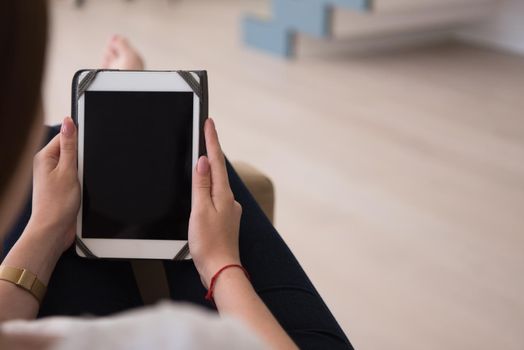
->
xmin=58 ymin=117 xmax=77 ymax=169
xmin=192 ymin=156 xmax=213 ymax=209
xmin=37 ymin=134 xmax=61 ymax=170
xmin=205 ymin=118 xmax=231 ymax=198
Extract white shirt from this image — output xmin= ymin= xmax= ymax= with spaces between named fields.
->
xmin=1 ymin=302 xmax=266 ymax=350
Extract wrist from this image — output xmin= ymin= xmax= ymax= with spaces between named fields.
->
xmin=24 ymin=220 xmax=64 ymax=258
xmin=205 ymin=264 xmax=251 ymax=302
xmin=3 ymin=223 xmax=63 ymax=285
xmin=211 ymin=266 xmax=253 ymax=304
xmin=26 ymin=215 xmax=69 ymax=239
xmin=214 ymin=266 xmax=249 ymax=287
xmin=200 ymin=258 xmax=242 ymax=288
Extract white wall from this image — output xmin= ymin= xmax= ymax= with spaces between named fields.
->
xmin=333 ymin=0 xmax=496 ymax=38
xmin=458 ymin=0 xmax=524 ymax=55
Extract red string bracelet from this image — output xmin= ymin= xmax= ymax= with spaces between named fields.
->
xmin=205 ymin=264 xmax=250 ymax=301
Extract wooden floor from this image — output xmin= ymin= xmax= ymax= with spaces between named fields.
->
xmin=46 ymin=1 xmax=524 ymax=349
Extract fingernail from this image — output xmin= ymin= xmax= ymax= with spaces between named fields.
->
xmin=197 ymin=156 xmax=209 ymax=175
xmin=208 ymin=118 xmax=215 ymax=129
xmin=61 ymin=117 xmax=74 ymax=137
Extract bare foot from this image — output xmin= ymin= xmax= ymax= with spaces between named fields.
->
xmin=101 ymin=35 xmax=145 ymax=70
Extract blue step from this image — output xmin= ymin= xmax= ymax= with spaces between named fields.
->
xmin=273 ymin=0 xmax=332 ymax=38
xmin=243 ymin=0 xmax=370 ymax=57
xmin=243 ymin=16 xmax=294 ymax=57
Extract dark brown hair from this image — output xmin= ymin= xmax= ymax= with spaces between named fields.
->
xmin=0 ymin=0 xmax=47 ymax=199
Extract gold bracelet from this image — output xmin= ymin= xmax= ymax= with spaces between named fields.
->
xmin=0 ymin=265 xmax=46 ymax=304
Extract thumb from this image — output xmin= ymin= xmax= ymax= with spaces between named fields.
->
xmin=59 ymin=117 xmax=77 ymax=168
xmin=192 ymin=156 xmax=212 ymax=208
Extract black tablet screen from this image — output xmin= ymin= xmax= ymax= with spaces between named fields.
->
xmin=82 ymin=91 xmax=193 ymax=240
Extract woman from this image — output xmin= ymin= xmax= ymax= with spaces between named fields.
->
xmin=0 ymin=1 xmax=352 ymax=349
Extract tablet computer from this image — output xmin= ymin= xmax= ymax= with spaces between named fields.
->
xmin=72 ymin=70 xmax=208 ymax=260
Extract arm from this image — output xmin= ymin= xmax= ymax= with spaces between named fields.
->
xmin=0 ymin=224 xmax=61 ymax=321
xmin=0 ymin=118 xmax=80 ymax=322
xmin=189 ymin=118 xmax=297 ymax=350
xmin=213 ymin=268 xmax=297 ymax=350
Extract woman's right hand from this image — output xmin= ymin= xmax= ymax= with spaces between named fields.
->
xmin=188 ymin=118 xmax=243 ymax=288
xmin=188 ymin=119 xmax=298 ymax=349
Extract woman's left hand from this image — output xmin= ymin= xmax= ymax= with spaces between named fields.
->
xmin=28 ymin=117 xmax=80 ymax=252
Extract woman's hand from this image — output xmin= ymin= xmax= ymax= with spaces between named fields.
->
xmin=188 ymin=119 xmax=298 ymax=349
xmin=0 ymin=118 xmax=81 ymax=321
xmin=28 ymin=117 xmax=80 ymax=253
xmin=188 ymin=118 xmax=243 ymax=288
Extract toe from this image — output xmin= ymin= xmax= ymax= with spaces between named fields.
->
xmin=101 ymin=57 xmax=109 ymax=69
xmin=102 ymin=35 xmax=145 ymax=70
xmin=101 ymin=35 xmax=119 ymax=65
xmin=101 ymin=42 xmax=119 ymax=68
xmin=112 ymin=35 xmax=130 ymax=52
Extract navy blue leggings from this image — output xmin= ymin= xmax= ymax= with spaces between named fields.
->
xmin=2 ymin=126 xmax=353 ymax=349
